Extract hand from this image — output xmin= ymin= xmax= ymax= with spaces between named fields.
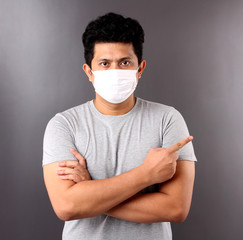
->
xmin=57 ymin=148 xmax=91 ymax=183
xmin=141 ymin=136 xmax=193 ymax=185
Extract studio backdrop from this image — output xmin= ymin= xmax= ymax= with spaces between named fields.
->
xmin=0 ymin=0 xmax=242 ymax=239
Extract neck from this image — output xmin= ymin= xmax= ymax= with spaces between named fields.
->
xmin=93 ymin=94 xmax=136 ymax=115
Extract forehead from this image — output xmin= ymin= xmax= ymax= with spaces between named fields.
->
xmin=93 ymin=42 xmax=136 ymax=59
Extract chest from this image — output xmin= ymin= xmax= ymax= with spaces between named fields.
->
xmin=74 ymin=117 xmax=162 ymax=180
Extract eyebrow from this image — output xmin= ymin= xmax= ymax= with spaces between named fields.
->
xmin=119 ymin=57 xmax=132 ymax=61
xmin=97 ymin=57 xmax=132 ymax=62
xmin=97 ymin=58 xmax=111 ymax=62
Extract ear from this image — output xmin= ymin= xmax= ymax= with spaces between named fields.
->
xmin=83 ymin=64 xmax=94 ymax=82
xmin=138 ymin=60 xmax=146 ymax=79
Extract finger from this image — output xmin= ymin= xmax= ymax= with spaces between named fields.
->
xmin=57 ymin=168 xmax=78 ymax=175
xmin=167 ymin=136 xmax=193 ymax=153
xmin=79 ymin=157 xmax=87 ymax=169
xmin=58 ymin=160 xmax=78 ymax=168
xmin=59 ymin=174 xmax=87 ymax=183
xmin=70 ymin=148 xmax=87 ymax=168
xmin=59 ymin=174 xmax=76 ymax=181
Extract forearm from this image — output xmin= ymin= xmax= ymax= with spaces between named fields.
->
xmin=56 ymin=140 xmax=193 ymax=221
xmin=106 ymin=161 xmax=195 ymax=224
xmin=64 ymin=165 xmax=150 ymax=220
xmin=105 ymin=192 xmax=179 ymax=223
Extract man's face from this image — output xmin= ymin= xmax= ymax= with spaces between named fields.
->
xmin=83 ymin=41 xmax=146 ymax=96
xmin=82 ymin=42 xmax=146 ymax=105
xmin=83 ymin=42 xmax=145 ymax=84
xmin=91 ymin=42 xmax=139 ymax=71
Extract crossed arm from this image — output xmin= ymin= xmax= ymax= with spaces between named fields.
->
xmin=105 ymin=160 xmax=195 ymax=223
xmin=43 ymin=137 xmax=195 ymax=223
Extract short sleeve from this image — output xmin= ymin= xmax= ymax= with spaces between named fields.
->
xmin=42 ymin=114 xmax=77 ymax=166
xmin=162 ymin=108 xmax=197 ymax=162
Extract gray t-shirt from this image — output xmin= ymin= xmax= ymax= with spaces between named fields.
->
xmin=43 ymin=97 xmax=197 ymax=240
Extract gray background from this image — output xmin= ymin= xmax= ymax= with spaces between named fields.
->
xmin=0 ymin=0 xmax=242 ymax=239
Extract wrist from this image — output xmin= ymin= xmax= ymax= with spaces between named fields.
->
xmin=136 ymin=164 xmax=152 ymax=187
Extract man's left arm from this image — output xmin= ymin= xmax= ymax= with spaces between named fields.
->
xmin=58 ymin=154 xmax=195 ymax=223
xmin=105 ymin=160 xmax=195 ymax=223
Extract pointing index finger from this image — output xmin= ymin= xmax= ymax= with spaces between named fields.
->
xmin=168 ymin=136 xmax=193 ymax=153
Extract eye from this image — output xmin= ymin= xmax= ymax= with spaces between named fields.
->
xmin=100 ymin=62 xmax=109 ymax=67
xmin=121 ymin=61 xmax=130 ymax=66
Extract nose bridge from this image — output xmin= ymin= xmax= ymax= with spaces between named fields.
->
xmin=110 ymin=60 xmax=121 ymax=69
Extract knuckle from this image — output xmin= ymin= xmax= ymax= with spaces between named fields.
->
xmin=72 ymin=161 xmax=78 ymax=167
xmin=81 ymin=176 xmax=85 ymax=181
xmin=163 ymin=150 xmax=170 ymax=157
xmin=168 ymin=158 xmax=174 ymax=164
xmin=74 ymin=169 xmax=80 ymax=175
xmin=73 ymin=176 xmax=78 ymax=182
xmin=60 ymin=161 xmax=65 ymax=167
xmin=158 ymin=148 xmax=165 ymax=154
xmin=150 ymin=148 xmax=156 ymax=153
xmin=77 ymin=165 xmax=84 ymax=170
xmin=177 ymin=142 xmax=182 ymax=148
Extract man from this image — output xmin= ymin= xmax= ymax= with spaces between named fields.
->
xmin=43 ymin=13 xmax=197 ymax=240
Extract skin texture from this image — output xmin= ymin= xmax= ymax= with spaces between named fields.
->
xmin=56 ymin=137 xmax=195 ymax=223
xmin=57 ymin=148 xmax=91 ymax=182
xmin=43 ymin=42 xmax=195 ymax=223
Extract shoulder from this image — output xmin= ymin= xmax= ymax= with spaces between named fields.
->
xmin=58 ymin=101 xmax=90 ymax=120
xmin=137 ymin=98 xmax=180 ymax=117
xmin=46 ymin=101 xmax=91 ymax=130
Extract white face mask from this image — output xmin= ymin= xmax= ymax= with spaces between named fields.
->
xmin=91 ymin=68 xmax=139 ymax=104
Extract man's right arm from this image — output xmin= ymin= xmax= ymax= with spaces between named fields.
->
xmin=43 ymin=141 xmax=182 ymax=221
xmin=43 ymin=162 xmax=150 ymax=221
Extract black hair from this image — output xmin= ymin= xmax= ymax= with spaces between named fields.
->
xmin=82 ymin=12 xmax=144 ymax=67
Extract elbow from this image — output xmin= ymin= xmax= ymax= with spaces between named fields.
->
xmin=54 ymin=201 xmax=75 ymax=221
xmin=172 ymin=211 xmax=188 ymax=223
xmin=54 ymin=200 xmax=96 ymax=221
xmin=171 ymin=206 xmax=189 ymax=223
xmin=56 ymin=211 xmax=72 ymax=222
